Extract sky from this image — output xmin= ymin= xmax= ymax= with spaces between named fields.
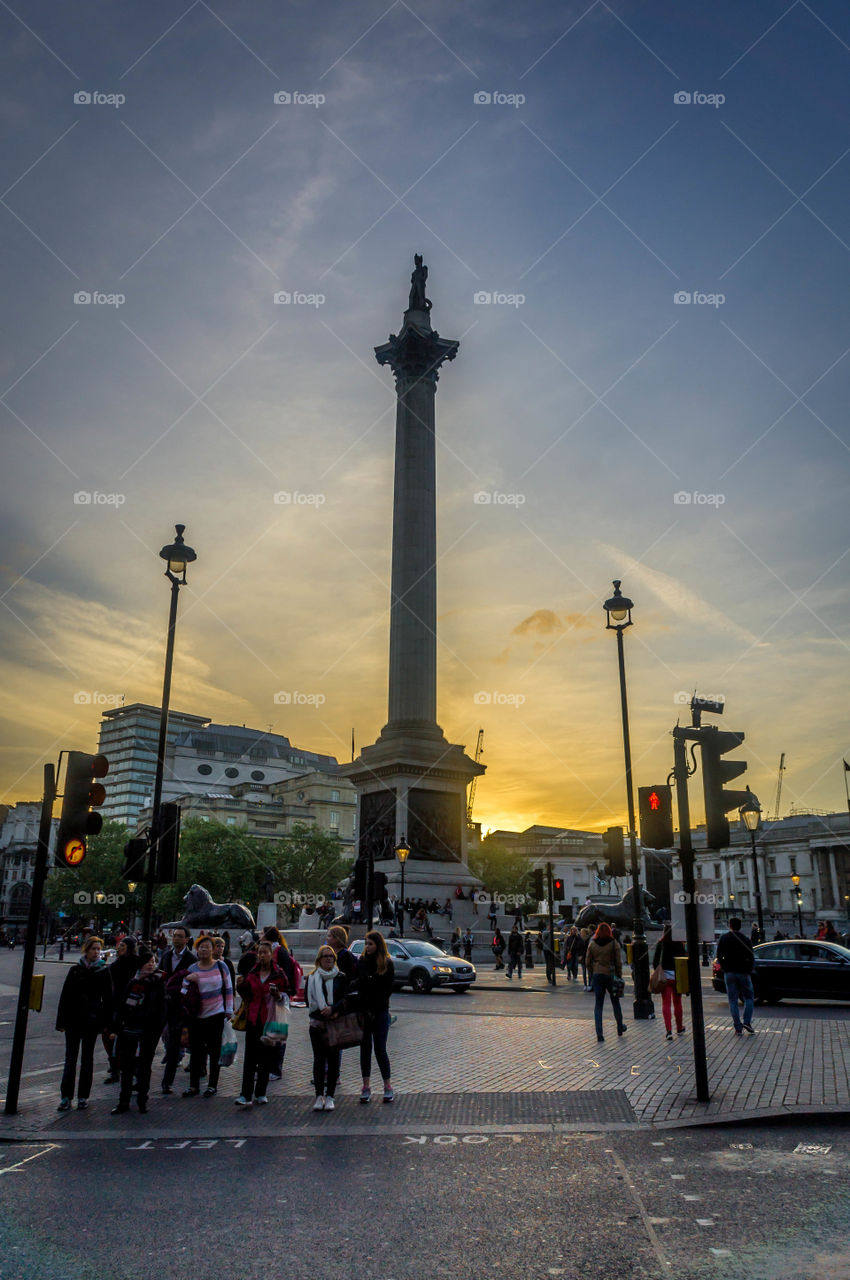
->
xmin=1 ymin=0 xmax=849 ymax=836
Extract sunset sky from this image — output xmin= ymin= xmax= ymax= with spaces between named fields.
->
xmin=2 ymin=0 xmax=849 ymax=835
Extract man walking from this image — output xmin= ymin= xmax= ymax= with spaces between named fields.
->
xmin=716 ymin=916 xmax=756 ymax=1036
xmin=506 ymin=923 xmax=524 ymax=980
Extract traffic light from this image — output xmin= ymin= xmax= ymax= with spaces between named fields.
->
xmin=56 ymin=751 xmax=108 ymax=868
xmin=602 ymin=826 xmax=626 ymax=877
xmin=352 ymin=860 xmax=367 ymax=900
xmin=530 ymin=868 xmax=544 ymax=900
xmin=156 ymin=803 xmax=181 ymax=883
xmin=638 ymin=784 xmax=674 ymax=849
xmin=122 ymin=836 xmax=148 ymax=880
xmin=552 ymin=877 xmax=564 ymax=901
xmin=700 ymin=726 xmax=749 ymax=849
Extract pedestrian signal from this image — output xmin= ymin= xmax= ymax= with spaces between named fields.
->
xmin=638 ymin=784 xmax=674 ymax=849
xmin=56 ymin=751 xmax=108 ymax=868
xmin=602 ymin=826 xmax=626 ymax=877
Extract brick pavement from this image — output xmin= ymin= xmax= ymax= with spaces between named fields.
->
xmin=3 ymin=996 xmax=849 ymax=1139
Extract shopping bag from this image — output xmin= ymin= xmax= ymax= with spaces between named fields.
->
xmin=219 ymin=1017 xmax=238 ymax=1067
xmin=260 ymin=994 xmax=289 ymax=1045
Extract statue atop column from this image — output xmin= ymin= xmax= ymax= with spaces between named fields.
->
xmin=408 ymin=253 xmax=431 ymax=313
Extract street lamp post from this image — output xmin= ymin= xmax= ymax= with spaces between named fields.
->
xmin=395 ymin=836 xmax=410 ymax=937
xmin=791 ymin=874 xmax=804 ymax=936
xmin=603 ymin=581 xmax=653 ymax=1019
xmin=142 ymin=525 xmax=196 ymax=941
xmin=739 ymin=790 xmax=764 ymax=944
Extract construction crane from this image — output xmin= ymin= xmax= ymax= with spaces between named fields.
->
xmin=772 ymin=752 xmax=786 ymax=821
xmin=466 ymin=728 xmax=484 ymax=826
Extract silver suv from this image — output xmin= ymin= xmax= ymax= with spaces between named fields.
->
xmin=349 ymin=938 xmax=476 ymax=994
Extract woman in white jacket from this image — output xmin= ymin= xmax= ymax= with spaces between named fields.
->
xmin=307 ymin=945 xmax=350 ymax=1112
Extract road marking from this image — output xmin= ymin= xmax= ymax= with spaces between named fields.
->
xmin=696 ymin=1219 xmax=714 ymax=1227
xmin=610 ymin=1148 xmax=671 ymax=1271
xmin=0 ymin=1144 xmax=58 ymax=1176
xmin=683 ymin=1195 xmax=701 ymax=1201
xmin=794 ymin=1143 xmax=831 ymax=1155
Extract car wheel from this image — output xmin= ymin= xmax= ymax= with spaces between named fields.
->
xmin=410 ymin=969 xmax=432 ymax=994
xmin=452 ymin=985 xmax=470 ymax=994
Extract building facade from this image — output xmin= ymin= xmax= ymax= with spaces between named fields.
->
xmin=97 ymin=703 xmax=209 ymax=829
xmin=0 ymin=802 xmax=57 ymax=926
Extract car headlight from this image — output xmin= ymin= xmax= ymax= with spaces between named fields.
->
xmin=432 ymin=965 xmax=452 ymax=974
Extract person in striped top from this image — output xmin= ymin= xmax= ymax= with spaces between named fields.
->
xmin=181 ymin=936 xmax=234 ymax=1098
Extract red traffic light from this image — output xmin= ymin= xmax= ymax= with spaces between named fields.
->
xmin=638 ymin=784 xmax=674 ymax=849
xmin=648 ymin=790 xmax=661 ymax=810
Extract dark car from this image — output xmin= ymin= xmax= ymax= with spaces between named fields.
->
xmin=712 ymin=939 xmax=850 ymax=1003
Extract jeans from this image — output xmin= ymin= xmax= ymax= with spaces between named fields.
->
xmin=506 ymin=953 xmax=523 ymax=977
xmin=591 ymin=974 xmax=624 ymax=1038
xmin=188 ymin=1013 xmax=225 ymax=1089
xmin=661 ymin=982 xmax=684 ymax=1033
xmin=724 ymin=972 xmax=754 ymax=1030
xmin=161 ymin=1015 xmax=186 ymax=1088
xmin=118 ymin=1032 xmax=157 ymax=1106
xmin=565 ymin=956 xmax=578 ymax=979
xmin=360 ymin=1009 xmax=391 ymax=1082
xmin=241 ymin=1023 xmax=275 ymax=1100
xmin=60 ymin=1027 xmax=98 ymax=1101
xmin=310 ymin=1025 xmax=342 ymax=1097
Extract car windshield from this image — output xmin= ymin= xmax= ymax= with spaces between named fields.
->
xmin=401 ymin=941 xmax=447 ymax=958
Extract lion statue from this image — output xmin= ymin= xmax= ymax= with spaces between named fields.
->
xmin=574 ymin=886 xmax=655 ymax=931
xmin=162 ymin=884 xmax=256 ymax=932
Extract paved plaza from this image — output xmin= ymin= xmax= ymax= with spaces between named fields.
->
xmin=3 ymin=953 xmax=849 ymax=1141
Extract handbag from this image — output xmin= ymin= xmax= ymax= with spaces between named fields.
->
xmin=219 ymin=1017 xmax=238 ymax=1067
xmin=325 ymin=1011 xmax=364 ymax=1050
xmin=611 ymin=974 xmax=626 ymax=998
xmin=181 ymin=980 xmax=201 ymax=1020
xmin=231 ymin=1001 xmax=248 ymax=1032
xmin=649 ymin=964 xmax=666 ymax=994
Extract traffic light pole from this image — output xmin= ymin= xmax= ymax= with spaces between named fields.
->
xmin=613 ymin=627 xmax=653 ymax=1018
xmin=4 ymin=763 xmax=55 ymax=1115
xmin=546 ymin=861 xmax=556 ymax=986
xmin=143 ymin=574 xmax=181 ymax=940
xmin=672 ymin=728 xmax=710 ymax=1103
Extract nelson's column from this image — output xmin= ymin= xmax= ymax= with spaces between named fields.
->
xmin=344 ymin=256 xmax=485 ymax=907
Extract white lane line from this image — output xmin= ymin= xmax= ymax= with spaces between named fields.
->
xmin=0 ymin=1144 xmax=59 ymax=1176
xmin=610 ymin=1148 xmax=671 ymax=1271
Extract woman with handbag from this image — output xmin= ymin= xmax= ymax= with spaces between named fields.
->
xmin=181 ymin=935 xmax=233 ymax=1098
xmin=652 ymin=924 xmax=687 ymax=1041
xmin=356 ymin=931 xmax=395 ymax=1104
xmin=306 ymin=944 xmax=350 ymax=1112
xmin=585 ymin=922 xmax=626 ymax=1043
xmin=233 ymin=940 xmax=288 ymax=1106
xmin=491 ymin=927 xmax=506 ymax=970
xmin=56 ymin=935 xmax=113 ymax=1112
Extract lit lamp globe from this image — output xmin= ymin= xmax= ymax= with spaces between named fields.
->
xmin=740 ymin=791 xmax=761 ymax=833
xmin=159 ymin=524 xmax=197 ymax=584
xmin=603 ymin=580 xmax=633 ymax=630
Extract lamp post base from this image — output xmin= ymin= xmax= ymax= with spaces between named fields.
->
xmin=630 ymin=931 xmax=655 ymax=1020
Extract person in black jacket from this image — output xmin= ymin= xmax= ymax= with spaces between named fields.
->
xmin=356 ymin=931 xmax=395 ymax=1104
xmin=652 ymin=924 xmax=687 ymax=1041
xmin=159 ymin=927 xmax=195 ymax=1094
xmin=104 ymin=936 xmax=140 ymax=1084
xmin=506 ymin=923 xmax=524 ymax=980
xmin=56 ymin=936 xmax=112 ymax=1111
xmin=716 ymin=917 xmax=755 ymax=1035
xmin=110 ymin=949 xmax=165 ymax=1114
xmin=327 ymin=924 xmax=358 ymax=981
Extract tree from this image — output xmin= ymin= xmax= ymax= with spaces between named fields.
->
xmin=44 ymin=820 xmax=138 ymax=927
xmin=468 ymin=841 xmax=531 ymax=900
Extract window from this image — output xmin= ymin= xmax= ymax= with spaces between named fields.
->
xmin=225 ymin=767 xmax=239 ymax=779
xmin=330 ymin=811 xmax=340 ymax=831
xmin=737 ymin=861 xmax=745 ymax=876
xmin=768 ymin=857 xmax=776 ymax=873
xmin=331 ymin=789 xmax=340 ymax=802
xmin=197 ymin=764 xmax=212 ymax=776
xmin=789 ymin=856 xmax=797 ymax=873
xmin=713 ymin=864 xmax=721 ymax=879
xmin=251 ymin=770 xmax=265 ymax=781
xmin=226 ymin=817 xmax=237 ymax=826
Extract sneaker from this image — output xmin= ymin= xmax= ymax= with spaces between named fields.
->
xmin=743 ymin=1023 xmax=755 ymax=1034
xmin=617 ymin=1025 xmax=627 ymax=1036
xmin=383 ymin=1086 xmax=394 ymax=1104
xmin=734 ymin=1028 xmax=743 ymax=1036
xmin=254 ymin=1096 xmax=268 ymax=1105
xmin=161 ymin=1085 xmax=173 ymax=1095
xmin=324 ymin=1096 xmax=335 ymax=1111
xmin=57 ymin=1098 xmax=71 ymax=1112
xmin=202 ymin=1087 xmax=217 ymax=1098
xmin=666 ymin=1031 xmax=673 ymax=1041
xmin=182 ymin=1087 xmax=200 ymax=1097
xmin=313 ymin=1095 xmax=326 ymax=1111
xmin=268 ymin=1072 xmax=282 ymax=1081
xmin=360 ymin=1087 xmax=372 ymax=1104
xmin=76 ymin=1099 xmax=89 ymax=1110
xmin=597 ymin=1036 xmax=605 ymax=1043
xmin=677 ymin=1026 xmax=686 ymax=1035
xmin=234 ymin=1095 xmax=252 ymax=1107
xmin=111 ymin=1103 xmax=129 ymax=1115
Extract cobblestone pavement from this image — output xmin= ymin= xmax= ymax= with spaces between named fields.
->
xmin=3 ymin=992 xmax=849 ymax=1140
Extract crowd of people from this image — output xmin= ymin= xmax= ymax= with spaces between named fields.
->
xmin=54 ymin=923 xmax=395 ymax=1116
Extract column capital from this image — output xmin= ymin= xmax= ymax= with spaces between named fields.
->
xmin=375 ymin=312 xmax=459 ymax=384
